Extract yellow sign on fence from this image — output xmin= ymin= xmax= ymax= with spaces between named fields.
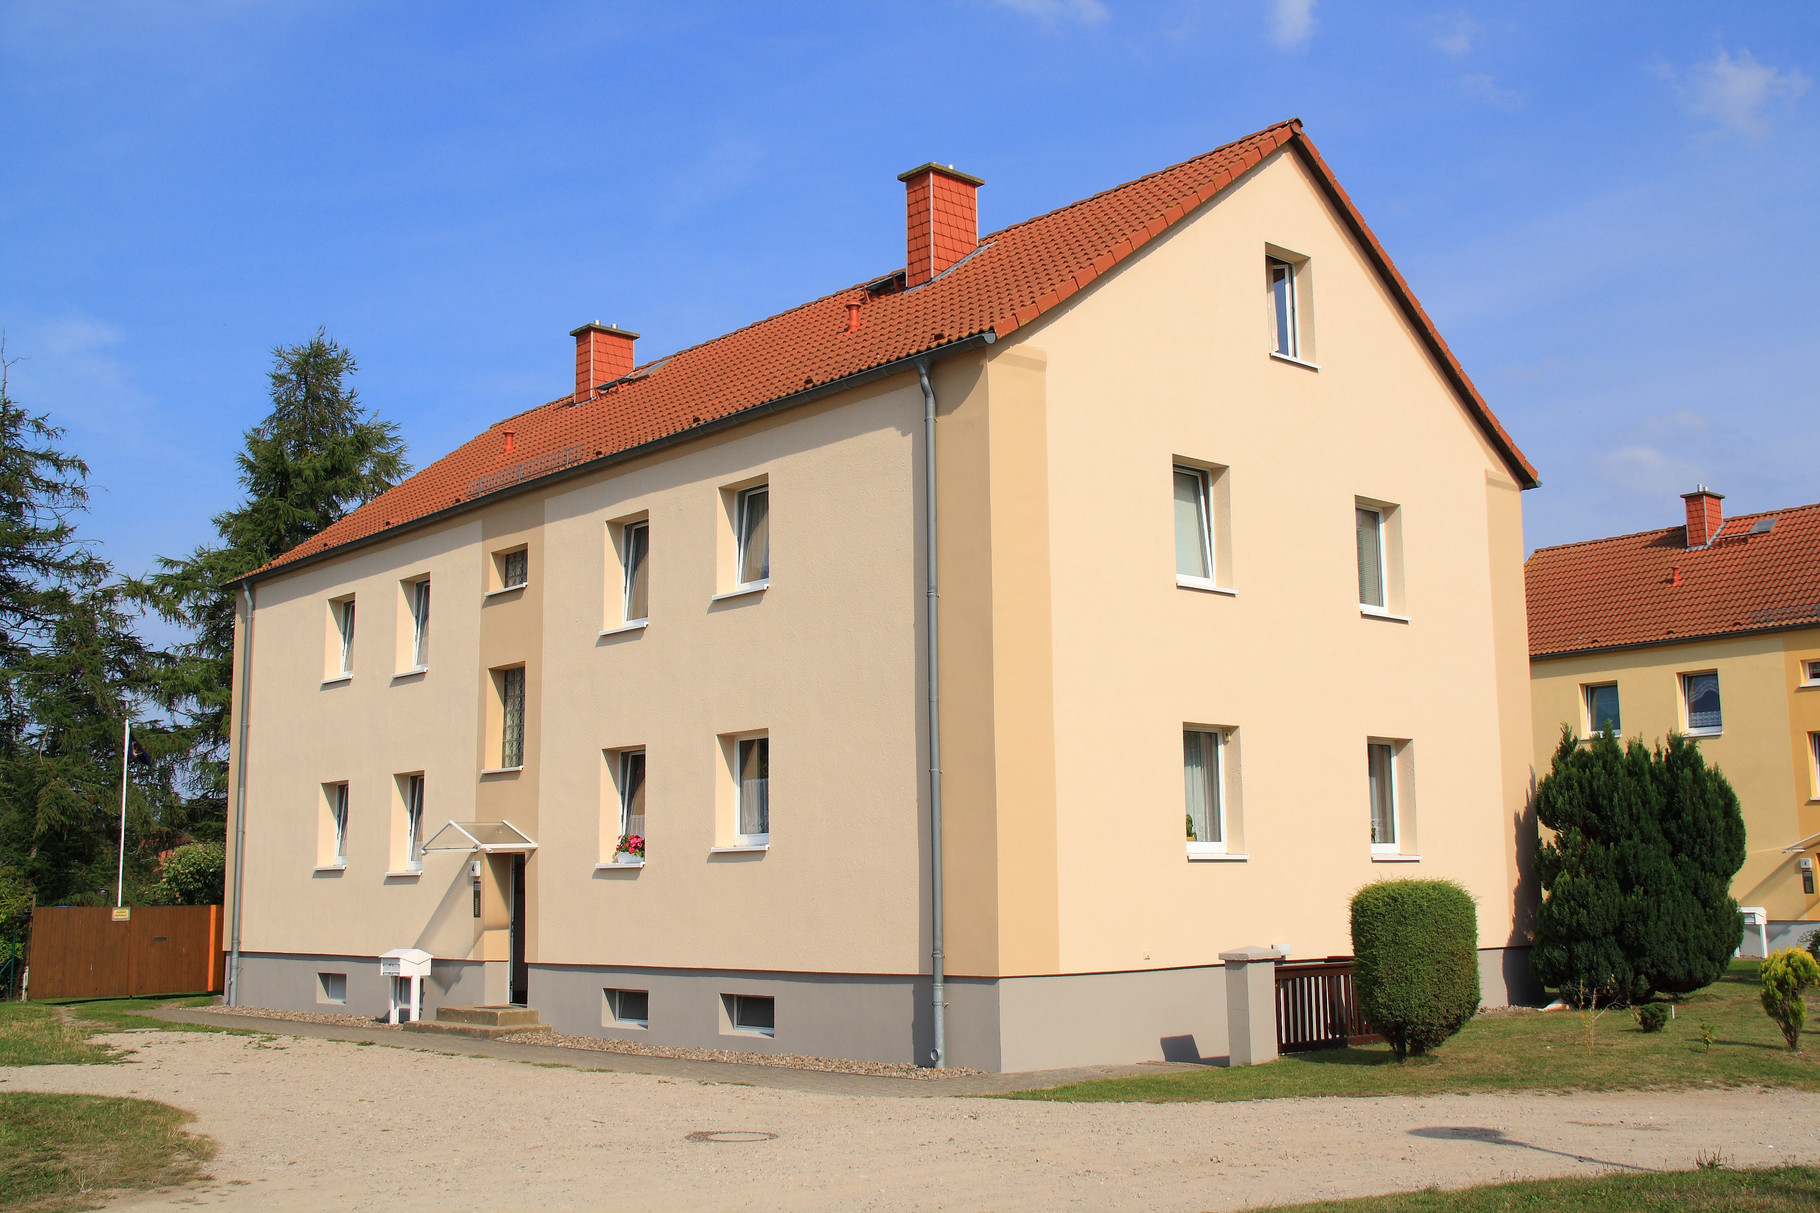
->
xmin=110 ymin=907 xmax=130 ymax=922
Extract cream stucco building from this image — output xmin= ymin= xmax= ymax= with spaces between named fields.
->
xmin=225 ymin=120 xmax=1541 ymax=1071
xmin=1527 ymin=490 xmax=1820 ymax=956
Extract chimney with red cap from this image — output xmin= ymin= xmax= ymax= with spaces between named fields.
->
xmin=569 ymin=322 xmax=639 ymax=403
xmin=1682 ymin=485 xmax=1724 ymax=548
xmin=899 ymin=163 xmax=984 ymax=288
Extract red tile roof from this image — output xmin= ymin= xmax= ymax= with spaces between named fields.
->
xmin=1526 ymin=501 xmax=1820 ymax=658
xmin=251 ymin=119 xmax=1537 ymax=581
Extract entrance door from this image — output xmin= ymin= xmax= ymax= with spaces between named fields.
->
xmin=508 ymin=854 xmax=528 ymax=1006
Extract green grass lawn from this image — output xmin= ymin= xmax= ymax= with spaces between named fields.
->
xmin=1255 ymin=1165 xmax=1820 ymax=1212
xmin=0 ymin=997 xmax=237 ymax=1069
xmin=0 ymin=1093 xmax=213 ymax=1212
xmin=1009 ymin=960 xmax=1820 ymax=1103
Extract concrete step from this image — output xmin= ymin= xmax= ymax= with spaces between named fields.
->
xmin=399 ymin=1005 xmax=550 ymax=1040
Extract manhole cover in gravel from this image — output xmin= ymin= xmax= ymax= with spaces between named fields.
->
xmin=686 ymin=1130 xmax=777 ymax=1144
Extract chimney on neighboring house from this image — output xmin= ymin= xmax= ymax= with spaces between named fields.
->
xmin=1682 ymin=485 xmax=1724 ymax=548
xmin=569 ymin=322 xmax=639 ymax=403
xmin=898 ymin=163 xmax=984 ymax=288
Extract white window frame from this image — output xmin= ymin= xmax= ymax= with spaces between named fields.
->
xmin=1356 ymin=506 xmax=1387 ymax=612
xmin=1173 ymin=465 xmax=1220 ymax=592
xmin=735 ymin=485 xmax=770 ymax=590
xmin=735 ymin=735 xmax=769 ymax=847
xmin=1368 ymin=741 xmax=1398 ymax=855
xmin=622 ymin=519 xmax=650 ymax=624
xmin=1802 ymin=660 xmax=1820 ymax=688
xmin=724 ymin=992 xmax=776 ymax=1038
xmin=332 ymin=782 xmax=350 ymax=865
xmin=1184 ymin=728 xmax=1228 ymax=857
xmin=1681 ymin=670 xmax=1723 ymax=736
xmin=619 ymin=748 xmax=646 ymax=843
xmin=605 ymin=987 xmax=649 ymax=1029
xmin=410 ymin=578 xmax=430 ymax=670
xmin=1809 ymin=732 xmax=1820 ymax=803
xmin=1584 ymin=682 xmax=1621 ymax=737
xmin=337 ymin=598 xmax=356 ymax=676
xmin=1268 ymin=256 xmax=1299 ymax=360
xmin=404 ymin=774 xmax=424 ymax=872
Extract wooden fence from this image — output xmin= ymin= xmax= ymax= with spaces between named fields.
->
xmin=1274 ymin=956 xmax=1381 ymax=1053
xmin=28 ymin=905 xmax=224 ymax=1001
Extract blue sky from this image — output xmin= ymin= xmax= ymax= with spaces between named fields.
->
xmin=3 ymin=1 xmax=1815 ymax=592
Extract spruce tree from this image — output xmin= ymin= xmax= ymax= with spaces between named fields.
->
xmin=132 ymin=331 xmax=408 ymax=822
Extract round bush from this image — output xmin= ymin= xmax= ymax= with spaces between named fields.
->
xmin=1760 ymin=948 xmax=1820 ymax=1050
xmin=1636 ymin=1002 xmax=1669 ymax=1033
xmin=1351 ymin=879 xmax=1480 ymax=1061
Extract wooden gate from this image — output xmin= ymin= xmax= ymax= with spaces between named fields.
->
xmin=1274 ymin=957 xmax=1381 ymax=1052
xmin=28 ymin=906 xmax=224 ymax=1001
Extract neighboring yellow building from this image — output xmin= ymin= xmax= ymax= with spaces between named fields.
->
xmin=1526 ymin=490 xmax=1820 ymax=955
xmin=224 ymin=119 xmax=1542 ymax=1071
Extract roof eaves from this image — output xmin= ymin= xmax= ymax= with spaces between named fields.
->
xmin=1530 ymin=618 xmax=1820 ymax=662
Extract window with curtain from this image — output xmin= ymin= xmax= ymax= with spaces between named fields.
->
xmin=623 ymin=521 xmax=650 ymax=622
xmin=1269 ymin=257 xmax=1298 ymax=358
xmin=333 ymin=783 xmax=350 ymax=864
xmin=1356 ymin=508 xmax=1385 ymax=608
xmin=1368 ymin=742 xmax=1396 ymax=849
xmin=1684 ymin=672 xmax=1722 ymax=732
xmin=620 ymin=749 xmax=646 ymax=841
xmin=737 ymin=486 xmax=769 ymax=586
xmin=501 ymin=548 xmax=528 ymax=590
xmin=405 ymin=774 xmax=424 ymax=870
xmin=737 ymin=736 xmax=769 ymax=842
xmin=501 ymin=668 xmax=525 ymax=768
xmin=1183 ymin=729 xmax=1223 ymax=846
xmin=411 ymin=579 xmax=430 ymax=668
xmin=1586 ymin=683 xmax=1621 ymax=736
xmin=337 ymin=599 xmax=356 ymax=674
xmin=1174 ymin=467 xmax=1212 ymax=581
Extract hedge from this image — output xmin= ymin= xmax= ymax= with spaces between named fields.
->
xmin=1351 ymin=879 xmax=1480 ymax=1061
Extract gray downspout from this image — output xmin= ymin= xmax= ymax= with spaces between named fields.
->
xmin=226 ymin=581 xmax=254 ymax=1006
xmin=917 ymin=358 xmax=946 ymax=1068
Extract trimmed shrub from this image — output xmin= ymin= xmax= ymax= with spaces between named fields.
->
xmin=1760 ymin=948 xmax=1820 ymax=1050
xmin=1636 ymin=1002 xmax=1669 ymax=1033
xmin=149 ymin=843 xmax=225 ymax=907
xmin=1351 ymin=879 xmax=1480 ymax=1061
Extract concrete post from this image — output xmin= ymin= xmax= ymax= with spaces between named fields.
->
xmin=1220 ymin=945 xmax=1283 ymax=1066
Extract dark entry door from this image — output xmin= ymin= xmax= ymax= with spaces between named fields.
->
xmin=508 ymin=854 xmax=528 ymax=1006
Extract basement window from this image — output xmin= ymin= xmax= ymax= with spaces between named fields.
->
xmin=723 ymin=993 xmax=775 ymax=1038
xmin=317 ymin=972 xmax=347 ymax=1005
xmin=604 ymin=988 xmax=649 ymax=1029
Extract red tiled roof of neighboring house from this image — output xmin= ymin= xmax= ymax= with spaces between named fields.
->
xmin=1526 ymin=501 xmax=1820 ymax=658
xmin=249 ymin=119 xmax=1537 ymax=581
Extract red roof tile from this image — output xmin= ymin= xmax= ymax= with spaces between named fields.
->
xmin=252 ymin=120 xmax=1537 ymax=581
xmin=1526 ymin=502 xmax=1820 ymax=658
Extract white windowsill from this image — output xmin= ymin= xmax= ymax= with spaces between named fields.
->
xmin=1187 ymin=848 xmax=1249 ymax=862
xmin=480 ymin=765 xmax=525 ymax=775
xmin=1176 ymin=575 xmax=1237 ymax=596
xmin=599 ymin=620 xmax=649 ymax=637
xmin=484 ymin=584 xmax=527 ymax=598
xmin=595 ymin=859 xmax=645 ymax=869
xmin=1685 ymin=727 xmax=1723 ymax=738
xmin=321 ymin=674 xmax=352 ymax=686
xmin=384 ymin=869 xmax=423 ymax=878
xmin=710 ymin=844 xmax=769 ymax=854
xmin=1270 ymin=351 xmax=1321 ymax=371
xmin=313 ymin=864 xmax=347 ymax=872
xmin=1360 ymin=606 xmax=1411 ymax=623
xmin=391 ymin=666 xmax=428 ymax=681
xmin=609 ymin=1021 xmax=649 ymax=1030
xmin=711 ymin=580 xmax=769 ymax=603
xmin=1371 ymin=853 xmax=1423 ymax=863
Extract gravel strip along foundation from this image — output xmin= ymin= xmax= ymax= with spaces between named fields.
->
xmin=210 ymin=1006 xmax=982 ymax=1078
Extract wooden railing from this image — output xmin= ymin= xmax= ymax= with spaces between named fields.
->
xmin=1274 ymin=956 xmax=1381 ymax=1053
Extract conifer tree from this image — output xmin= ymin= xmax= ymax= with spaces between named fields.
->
xmin=132 ymin=331 xmax=408 ymax=822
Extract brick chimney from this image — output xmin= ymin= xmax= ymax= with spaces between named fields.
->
xmin=898 ymin=163 xmax=983 ymax=288
xmin=569 ymin=322 xmax=639 ymax=402
xmin=1682 ymin=485 xmax=1724 ymax=548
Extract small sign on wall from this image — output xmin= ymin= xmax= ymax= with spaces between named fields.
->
xmin=111 ymin=907 xmax=130 ymax=922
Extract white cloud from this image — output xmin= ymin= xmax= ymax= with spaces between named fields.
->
xmin=993 ymin=0 xmax=1107 ymax=22
xmin=1601 ymin=445 xmax=1705 ymax=499
xmin=1683 ymin=47 xmax=1809 ymax=138
xmin=1427 ymin=13 xmax=1474 ymax=56
xmin=1459 ymin=72 xmax=1524 ymax=111
xmin=1268 ymin=0 xmax=1314 ymax=48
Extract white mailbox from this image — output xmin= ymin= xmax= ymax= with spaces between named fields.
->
xmin=380 ymin=948 xmax=433 ymax=1024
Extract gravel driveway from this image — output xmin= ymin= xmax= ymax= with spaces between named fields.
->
xmin=4 ymin=1028 xmax=1818 ymax=1212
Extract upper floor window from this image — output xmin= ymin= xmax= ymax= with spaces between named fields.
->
xmin=1357 ymin=507 xmax=1385 ymax=608
xmin=501 ymin=548 xmax=528 ymax=590
xmin=1803 ymin=659 xmax=1820 ymax=687
xmin=1184 ymin=729 xmax=1226 ymax=854
xmin=1269 ymin=256 xmax=1299 ymax=360
xmin=737 ymin=735 xmax=769 ymax=846
xmin=1683 ymin=672 xmax=1722 ymax=734
xmin=737 ymin=486 xmax=769 ymax=587
xmin=1585 ymin=682 xmax=1621 ymax=736
xmin=409 ymin=578 xmax=430 ymax=669
xmin=498 ymin=667 xmax=526 ymax=769
xmin=1355 ymin=499 xmax=1406 ymax=618
xmin=403 ymin=773 xmax=424 ymax=872
xmin=334 ymin=597 xmax=356 ymax=676
xmin=623 ymin=521 xmax=650 ymax=623
xmin=1367 ymin=741 xmax=1397 ymax=853
xmin=1174 ymin=466 xmax=1212 ymax=581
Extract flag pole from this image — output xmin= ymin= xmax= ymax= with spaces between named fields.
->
xmin=117 ymin=720 xmax=130 ymax=909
